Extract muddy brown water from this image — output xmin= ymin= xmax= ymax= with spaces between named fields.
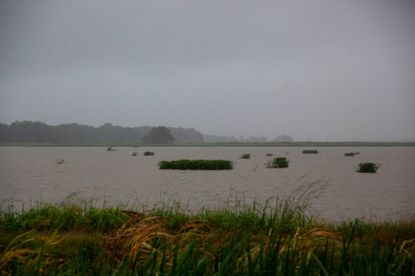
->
xmin=0 ymin=146 xmax=414 ymax=221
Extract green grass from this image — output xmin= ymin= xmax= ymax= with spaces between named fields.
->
xmin=159 ymin=159 xmax=233 ymax=170
xmin=266 ymin=157 xmax=289 ymax=168
xmin=302 ymin=150 xmax=318 ymax=154
xmin=0 ymin=203 xmax=129 ymax=233
xmin=0 ymin=200 xmax=413 ymax=275
xmin=356 ymin=162 xmax=380 ymax=173
xmin=144 ymin=151 xmax=154 ymax=156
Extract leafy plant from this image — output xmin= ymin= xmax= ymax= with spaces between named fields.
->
xmin=356 ymin=162 xmax=380 ymax=173
xmin=266 ymin=157 xmax=289 ymax=168
xmin=144 ymin=151 xmax=154 ymax=156
xmin=344 ymin=152 xmax=355 ymax=157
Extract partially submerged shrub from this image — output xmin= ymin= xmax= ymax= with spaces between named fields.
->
xmin=159 ymin=159 xmax=233 ymax=170
xmin=131 ymin=152 xmax=137 ymax=156
xmin=344 ymin=152 xmax=355 ymax=157
xmin=107 ymin=147 xmax=116 ymax=151
xmin=302 ymin=150 xmax=318 ymax=154
xmin=266 ymin=153 xmax=274 ymax=156
xmin=356 ymin=162 xmax=380 ymax=173
xmin=240 ymin=154 xmax=251 ymax=159
xmin=144 ymin=151 xmax=154 ymax=156
xmin=266 ymin=157 xmax=289 ymax=168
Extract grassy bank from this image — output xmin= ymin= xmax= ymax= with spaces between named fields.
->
xmin=0 ymin=202 xmax=414 ymax=275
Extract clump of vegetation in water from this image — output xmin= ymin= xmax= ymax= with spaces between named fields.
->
xmin=159 ymin=159 xmax=233 ymax=170
xmin=144 ymin=151 xmax=154 ymax=156
xmin=302 ymin=150 xmax=318 ymax=154
xmin=240 ymin=154 xmax=251 ymax=159
xmin=131 ymin=152 xmax=137 ymax=156
xmin=107 ymin=147 xmax=116 ymax=151
xmin=266 ymin=153 xmax=274 ymax=156
xmin=0 ymin=200 xmax=413 ymax=275
xmin=356 ymin=162 xmax=380 ymax=173
xmin=344 ymin=152 xmax=355 ymax=157
xmin=266 ymin=157 xmax=289 ymax=168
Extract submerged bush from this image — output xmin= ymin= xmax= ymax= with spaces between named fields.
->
xmin=144 ymin=151 xmax=154 ymax=156
xmin=344 ymin=152 xmax=355 ymax=157
xmin=266 ymin=157 xmax=289 ymax=168
xmin=266 ymin=153 xmax=274 ymax=156
xmin=159 ymin=159 xmax=233 ymax=170
xmin=302 ymin=150 xmax=318 ymax=154
xmin=240 ymin=154 xmax=251 ymax=159
xmin=356 ymin=162 xmax=380 ymax=173
xmin=131 ymin=152 xmax=137 ymax=156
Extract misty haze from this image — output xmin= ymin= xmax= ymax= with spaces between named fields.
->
xmin=0 ymin=1 xmax=414 ymax=274
xmin=1 ymin=0 xmax=414 ymax=141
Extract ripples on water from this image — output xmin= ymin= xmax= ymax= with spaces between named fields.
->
xmin=0 ymin=146 xmax=414 ymax=221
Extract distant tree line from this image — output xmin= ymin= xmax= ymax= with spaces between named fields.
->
xmin=0 ymin=121 xmax=204 ymax=145
xmin=204 ymin=134 xmax=294 ymax=143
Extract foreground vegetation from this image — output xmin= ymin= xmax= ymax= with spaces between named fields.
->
xmin=0 ymin=201 xmax=414 ymax=275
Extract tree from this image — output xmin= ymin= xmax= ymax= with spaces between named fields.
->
xmin=143 ymin=126 xmax=175 ymax=144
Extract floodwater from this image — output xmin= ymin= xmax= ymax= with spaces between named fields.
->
xmin=0 ymin=146 xmax=414 ymax=221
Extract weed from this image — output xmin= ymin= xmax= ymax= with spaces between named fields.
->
xmin=0 ymin=199 xmax=413 ymax=274
xmin=356 ymin=162 xmax=380 ymax=173
xmin=266 ymin=157 xmax=289 ymax=168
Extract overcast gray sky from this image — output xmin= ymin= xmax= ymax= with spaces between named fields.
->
xmin=0 ymin=0 xmax=414 ymax=141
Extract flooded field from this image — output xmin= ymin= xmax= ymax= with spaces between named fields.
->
xmin=0 ymin=146 xmax=414 ymax=221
